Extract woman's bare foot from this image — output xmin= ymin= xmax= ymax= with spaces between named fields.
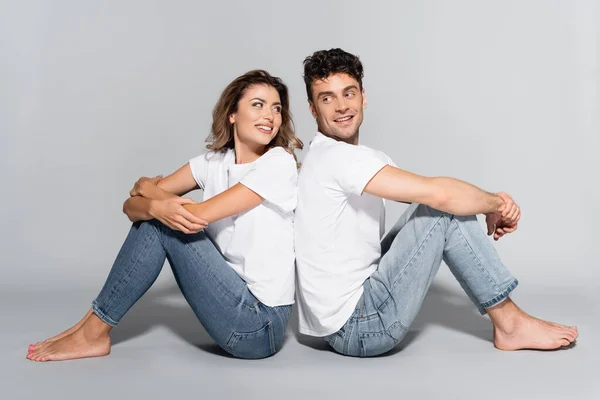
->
xmin=488 ymin=298 xmax=578 ymax=351
xmin=30 ymin=309 xmax=94 ymax=351
xmin=27 ymin=314 xmax=112 ymax=362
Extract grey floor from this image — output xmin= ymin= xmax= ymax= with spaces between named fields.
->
xmin=3 ymin=271 xmax=598 ymax=400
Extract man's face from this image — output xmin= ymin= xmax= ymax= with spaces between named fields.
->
xmin=309 ymin=73 xmax=366 ymax=144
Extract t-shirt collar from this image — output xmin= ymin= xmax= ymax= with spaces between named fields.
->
xmin=311 ymin=131 xmax=333 ymax=147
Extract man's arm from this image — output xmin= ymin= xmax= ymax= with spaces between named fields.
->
xmin=364 ymin=166 xmax=518 ymax=219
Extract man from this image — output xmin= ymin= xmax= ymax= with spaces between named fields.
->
xmin=294 ymin=48 xmax=578 ymax=357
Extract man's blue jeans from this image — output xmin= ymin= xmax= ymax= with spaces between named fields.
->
xmin=91 ymin=219 xmax=292 ymax=359
xmin=324 ymin=204 xmax=518 ymax=357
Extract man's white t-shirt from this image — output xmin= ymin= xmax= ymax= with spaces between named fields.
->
xmin=294 ymin=132 xmax=396 ymax=336
xmin=188 ymin=147 xmax=297 ymax=307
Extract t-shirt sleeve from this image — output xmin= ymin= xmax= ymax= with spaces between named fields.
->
xmin=331 ymin=145 xmax=392 ymax=196
xmin=188 ymin=153 xmax=209 ymax=190
xmin=239 ymin=148 xmax=298 ymax=214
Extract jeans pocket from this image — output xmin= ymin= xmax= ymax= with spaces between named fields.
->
xmin=226 ymin=322 xmax=276 ymax=359
xmin=359 ymin=332 xmax=396 ymax=357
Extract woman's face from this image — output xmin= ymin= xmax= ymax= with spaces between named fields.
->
xmin=229 ymin=84 xmax=283 ymax=149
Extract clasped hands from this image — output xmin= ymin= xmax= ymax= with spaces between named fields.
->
xmin=485 ymin=192 xmax=520 ymax=241
xmin=130 ymin=176 xmax=208 ymax=234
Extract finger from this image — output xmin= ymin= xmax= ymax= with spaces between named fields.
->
xmin=502 ymin=201 xmax=515 ymax=218
xmin=171 ymin=221 xmax=191 ymax=234
xmin=180 ymin=220 xmax=206 ymax=233
xmin=177 ymin=197 xmax=197 ymax=205
xmin=507 ymin=205 xmax=519 ymax=221
xmin=175 ymin=215 xmax=204 ymax=232
xmin=179 ymin=208 xmax=208 ymax=225
xmin=504 ymin=225 xmax=517 ymax=233
xmin=487 ymin=220 xmax=494 ymax=236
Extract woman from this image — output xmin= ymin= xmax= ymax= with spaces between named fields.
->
xmin=27 ymin=70 xmax=303 ymax=361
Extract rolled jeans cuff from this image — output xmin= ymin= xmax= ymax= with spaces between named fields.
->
xmin=478 ymin=278 xmax=519 ymax=315
xmin=91 ymin=299 xmax=119 ymax=327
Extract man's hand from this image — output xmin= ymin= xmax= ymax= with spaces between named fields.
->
xmin=130 ymin=176 xmax=163 ymax=197
xmin=485 ymin=192 xmax=521 ymax=241
xmin=149 ymin=197 xmax=208 ymax=234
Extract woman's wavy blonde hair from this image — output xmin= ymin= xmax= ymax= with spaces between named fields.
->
xmin=206 ymin=70 xmax=303 ymax=161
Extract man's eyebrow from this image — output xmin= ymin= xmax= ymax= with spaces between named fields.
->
xmin=316 ymin=91 xmax=334 ymax=99
xmin=316 ymin=85 xmax=359 ymax=99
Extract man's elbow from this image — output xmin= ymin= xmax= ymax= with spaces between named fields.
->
xmin=425 ymin=186 xmax=450 ymax=211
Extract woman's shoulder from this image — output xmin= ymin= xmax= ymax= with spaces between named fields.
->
xmin=259 ymin=147 xmax=297 ymax=166
xmin=252 ymin=147 xmax=298 ymax=181
xmin=199 ymin=148 xmax=235 ymax=163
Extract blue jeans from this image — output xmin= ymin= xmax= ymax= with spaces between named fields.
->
xmin=324 ymin=204 xmax=518 ymax=357
xmin=91 ymin=220 xmax=292 ymax=359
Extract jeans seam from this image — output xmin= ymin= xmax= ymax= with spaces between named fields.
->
xmin=91 ymin=300 xmax=118 ymax=327
xmin=268 ymin=321 xmax=276 ymax=355
xmin=379 ymin=214 xmax=445 ymax=312
xmin=454 ymin=219 xmax=501 ymax=291
xmin=163 ymin=225 xmax=257 ymax=310
xmin=342 ymin=321 xmax=355 ymax=355
xmin=102 ymin=222 xmax=160 ymax=316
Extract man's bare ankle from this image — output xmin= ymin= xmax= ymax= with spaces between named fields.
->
xmin=487 ymin=297 xmax=524 ymax=333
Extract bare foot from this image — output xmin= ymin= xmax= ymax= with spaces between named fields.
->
xmin=30 ymin=309 xmax=93 ymax=351
xmin=489 ymin=299 xmax=578 ymax=351
xmin=27 ymin=314 xmax=111 ymax=362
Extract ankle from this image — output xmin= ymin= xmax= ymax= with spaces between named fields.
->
xmin=487 ymin=298 xmax=524 ymax=334
xmin=80 ymin=314 xmax=112 ymax=341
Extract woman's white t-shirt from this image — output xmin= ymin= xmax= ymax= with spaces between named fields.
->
xmin=188 ymin=147 xmax=297 ymax=307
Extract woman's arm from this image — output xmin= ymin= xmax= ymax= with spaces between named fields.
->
xmin=183 ymin=183 xmax=263 ymax=223
xmin=123 ymin=163 xmax=207 ymax=233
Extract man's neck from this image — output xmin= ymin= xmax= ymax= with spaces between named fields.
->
xmin=318 ymin=130 xmax=359 ymax=145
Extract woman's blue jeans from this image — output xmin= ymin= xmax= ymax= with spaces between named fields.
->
xmin=91 ymin=219 xmax=291 ymax=359
xmin=324 ymin=204 xmax=519 ymax=357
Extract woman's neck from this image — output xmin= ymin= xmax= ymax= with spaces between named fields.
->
xmin=233 ymin=136 xmax=266 ymax=164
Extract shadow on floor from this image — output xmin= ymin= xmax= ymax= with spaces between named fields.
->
xmin=111 ymin=281 xmax=493 ymax=358
xmin=110 ymin=284 xmax=293 ymax=357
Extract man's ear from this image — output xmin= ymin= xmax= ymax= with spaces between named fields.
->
xmin=362 ymin=88 xmax=367 ymax=109
xmin=308 ymin=100 xmax=317 ymax=119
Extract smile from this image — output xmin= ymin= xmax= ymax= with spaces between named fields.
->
xmin=256 ymin=125 xmax=273 ymax=133
xmin=334 ymin=115 xmax=353 ymax=123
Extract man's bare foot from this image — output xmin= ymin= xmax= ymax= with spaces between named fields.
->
xmin=27 ymin=314 xmax=112 ymax=362
xmin=488 ymin=298 xmax=578 ymax=351
xmin=30 ymin=309 xmax=93 ymax=351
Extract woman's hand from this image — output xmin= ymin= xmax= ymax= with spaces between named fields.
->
xmin=130 ymin=176 xmax=163 ymax=198
xmin=150 ymin=197 xmax=208 ymax=234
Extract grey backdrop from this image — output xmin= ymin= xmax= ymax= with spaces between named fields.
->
xmin=1 ymin=1 xmax=598 ymax=399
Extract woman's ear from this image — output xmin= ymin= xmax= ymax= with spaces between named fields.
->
xmin=229 ymin=114 xmax=235 ymax=124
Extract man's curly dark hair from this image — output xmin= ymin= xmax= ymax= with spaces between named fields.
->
xmin=303 ymin=48 xmax=364 ymax=102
